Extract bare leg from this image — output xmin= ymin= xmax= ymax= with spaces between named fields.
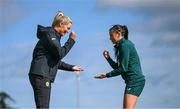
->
xmin=123 ymin=94 xmax=138 ymax=109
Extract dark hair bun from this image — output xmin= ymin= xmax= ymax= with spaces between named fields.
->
xmin=122 ymin=25 xmax=128 ymax=40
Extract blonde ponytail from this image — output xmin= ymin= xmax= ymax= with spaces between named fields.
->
xmin=52 ymin=11 xmax=72 ymax=27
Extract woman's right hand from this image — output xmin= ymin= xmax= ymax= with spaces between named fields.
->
xmin=103 ymin=50 xmax=110 ymax=59
xmin=94 ymin=73 xmax=107 ymax=79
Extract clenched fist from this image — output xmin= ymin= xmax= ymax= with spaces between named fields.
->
xmin=103 ymin=50 xmax=110 ymax=59
xmin=69 ymin=31 xmax=76 ymax=41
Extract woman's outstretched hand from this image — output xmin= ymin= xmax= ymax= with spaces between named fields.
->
xmin=103 ymin=50 xmax=110 ymax=59
xmin=72 ymin=66 xmax=84 ymax=71
xmin=94 ymin=73 xmax=107 ymax=79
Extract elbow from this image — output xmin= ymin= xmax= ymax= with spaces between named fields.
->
xmin=122 ymin=68 xmax=128 ymax=73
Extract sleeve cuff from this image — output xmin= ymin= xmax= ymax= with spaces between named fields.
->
xmin=68 ymin=65 xmax=75 ymax=70
xmin=106 ymin=72 xmax=112 ymax=78
xmin=106 ymin=57 xmax=111 ymax=61
xmin=68 ymin=38 xmax=75 ymax=44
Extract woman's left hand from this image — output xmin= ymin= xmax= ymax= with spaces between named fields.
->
xmin=72 ymin=66 xmax=84 ymax=71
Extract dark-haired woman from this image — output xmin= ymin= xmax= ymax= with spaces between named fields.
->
xmin=95 ymin=25 xmax=145 ymax=109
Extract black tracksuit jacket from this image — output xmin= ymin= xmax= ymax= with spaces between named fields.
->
xmin=29 ymin=25 xmax=75 ymax=82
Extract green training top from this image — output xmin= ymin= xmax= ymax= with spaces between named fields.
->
xmin=106 ymin=38 xmax=145 ymax=86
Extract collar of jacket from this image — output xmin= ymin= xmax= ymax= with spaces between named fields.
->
xmin=114 ymin=38 xmax=125 ymax=49
xmin=52 ymin=27 xmax=61 ymax=41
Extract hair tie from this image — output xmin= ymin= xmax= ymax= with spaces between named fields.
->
xmin=57 ymin=11 xmax=64 ymax=17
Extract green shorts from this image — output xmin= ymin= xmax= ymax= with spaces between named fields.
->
xmin=125 ymin=81 xmax=145 ymax=97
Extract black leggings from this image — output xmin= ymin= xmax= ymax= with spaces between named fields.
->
xmin=29 ymin=74 xmax=51 ymax=109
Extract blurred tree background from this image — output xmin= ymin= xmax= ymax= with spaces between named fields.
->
xmin=0 ymin=92 xmax=15 ymax=109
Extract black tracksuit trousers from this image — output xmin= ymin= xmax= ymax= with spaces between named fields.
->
xmin=29 ymin=74 xmax=51 ymax=109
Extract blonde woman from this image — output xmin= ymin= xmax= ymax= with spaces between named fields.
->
xmin=29 ymin=11 xmax=83 ymax=108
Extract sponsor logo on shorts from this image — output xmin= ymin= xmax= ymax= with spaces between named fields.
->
xmin=127 ymin=88 xmax=131 ymax=91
